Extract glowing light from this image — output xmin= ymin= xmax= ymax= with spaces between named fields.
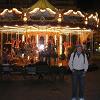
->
xmin=88 ymin=14 xmax=98 ymax=22
xmin=23 ymin=17 xmax=27 ymax=22
xmin=97 ymin=19 xmax=99 ymax=23
xmin=12 ymin=8 xmax=22 ymax=14
xmin=96 ymin=49 xmax=98 ymax=51
xmin=24 ymin=13 xmax=27 ymax=16
xmin=15 ymin=25 xmax=18 ymax=26
xmin=46 ymin=8 xmax=56 ymax=14
xmin=88 ymin=14 xmax=93 ymax=19
xmin=22 ymin=54 xmax=24 ymax=58
xmin=22 ymin=35 xmax=25 ymax=42
xmin=64 ymin=10 xmax=73 ymax=15
xmin=59 ymin=14 xmax=62 ymax=17
xmin=8 ymin=10 xmax=12 ymax=13
xmin=23 ymin=13 xmax=27 ymax=22
xmin=54 ymin=35 xmax=57 ymax=44
xmin=77 ymin=11 xmax=85 ymax=17
xmin=60 ymin=35 xmax=62 ymax=55
xmin=38 ymin=44 xmax=44 ymax=51
xmin=0 ymin=9 xmax=8 ymax=15
xmin=46 ymin=34 xmax=48 ymax=44
xmin=85 ymin=20 xmax=88 ymax=25
xmin=28 ymin=56 xmax=30 ymax=60
xmin=36 ymin=34 xmax=38 ymax=47
xmin=73 ymin=12 xmax=77 ymax=15
xmin=3 ymin=25 xmax=8 ymax=28
xmin=58 ymin=17 xmax=62 ymax=23
xmin=29 ymin=8 xmax=40 ymax=14
xmin=40 ymin=9 xmax=46 ymax=12
xmin=0 ymin=8 xmax=22 ymax=16
xmin=28 ymin=34 xmax=30 ymax=37
xmin=64 ymin=10 xmax=85 ymax=17
xmin=98 ymin=47 xmax=100 ymax=51
xmin=85 ymin=17 xmax=88 ymax=25
xmin=58 ymin=13 xmax=62 ymax=23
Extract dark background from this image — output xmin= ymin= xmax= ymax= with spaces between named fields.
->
xmin=0 ymin=0 xmax=100 ymax=12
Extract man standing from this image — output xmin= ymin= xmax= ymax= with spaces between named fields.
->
xmin=68 ymin=44 xmax=88 ymax=100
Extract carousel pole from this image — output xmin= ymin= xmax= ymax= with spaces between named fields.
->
xmin=36 ymin=34 xmax=38 ymax=48
xmin=22 ymin=35 xmax=25 ymax=42
xmin=46 ymin=34 xmax=48 ymax=47
xmin=59 ymin=34 xmax=62 ymax=55
xmin=16 ymin=32 xmax=17 ymax=41
xmin=18 ymin=31 xmax=19 ymax=41
xmin=11 ymin=31 xmax=12 ymax=40
xmin=69 ymin=33 xmax=71 ymax=46
xmin=54 ymin=34 xmax=57 ymax=45
xmin=46 ymin=26 xmax=48 ymax=47
xmin=7 ymin=32 xmax=8 ymax=42
xmin=0 ymin=32 xmax=3 ymax=64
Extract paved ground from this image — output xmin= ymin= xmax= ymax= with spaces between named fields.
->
xmin=0 ymin=67 xmax=100 ymax=100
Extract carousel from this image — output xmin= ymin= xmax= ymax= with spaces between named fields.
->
xmin=0 ymin=0 xmax=99 ymax=66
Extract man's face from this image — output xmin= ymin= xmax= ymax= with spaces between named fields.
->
xmin=77 ymin=47 xmax=82 ymax=53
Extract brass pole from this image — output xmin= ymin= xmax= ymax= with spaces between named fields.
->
xmin=0 ymin=32 xmax=3 ymax=64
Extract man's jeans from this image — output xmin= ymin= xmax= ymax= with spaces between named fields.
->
xmin=72 ymin=70 xmax=85 ymax=99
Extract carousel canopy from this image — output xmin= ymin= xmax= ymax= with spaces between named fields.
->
xmin=28 ymin=0 xmax=57 ymax=21
xmin=0 ymin=0 xmax=99 ymax=30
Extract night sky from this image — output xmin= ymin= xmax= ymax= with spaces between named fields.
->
xmin=76 ymin=0 xmax=100 ymax=12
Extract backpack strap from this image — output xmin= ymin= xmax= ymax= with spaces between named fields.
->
xmin=73 ymin=51 xmax=76 ymax=61
xmin=82 ymin=52 xmax=85 ymax=64
xmin=72 ymin=51 xmax=85 ymax=64
xmin=72 ymin=51 xmax=76 ymax=66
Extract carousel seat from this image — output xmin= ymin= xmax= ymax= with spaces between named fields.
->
xmin=0 ymin=64 xmax=3 ymax=78
xmin=1 ymin=64 xmax=11 ymax=74
xmin=0 ymin=64 xmax=11 ymax=79
xmin=11 ymin=64 xmax=24 ymax=75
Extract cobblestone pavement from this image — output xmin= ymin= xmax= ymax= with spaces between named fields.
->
xmin=0 ymin=68 xmax=100 ymax=100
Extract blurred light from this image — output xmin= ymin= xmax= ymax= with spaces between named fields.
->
xmin=96 ymin=49 xmax=98 ymax=51
xmin=23 ymin=17 xmax=27 ymax=22
xmin=22 ymin=35 xmax=25 ymax=42
xmin=46 ymin=34 xmax=48 ymax=44
xmin=3 ymin=25 xmax=8 ymax=28
xmin=58 ymin=17 xmax=62 ymax=23
xmin=38 ymin=44 xmax=44 ymax=51
xmin=85 ymin=20 xmax=88 ymax=25
xmin=60 ymin=35 xmax=62 ymax=54
xmin=40 ymin=9 xmax=46 ymax=12
xmin=22 ymin=54 xmax=24 ymax=58
xmin=36 ymin=34 xmax=38 ymax=47
xmin=28 ymin=56 xmax=30 ymax=60
xmin=54 ymin=35 xmax=57 ymax=44
xmin=98 ymin=47 xmax=100 ymax=51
